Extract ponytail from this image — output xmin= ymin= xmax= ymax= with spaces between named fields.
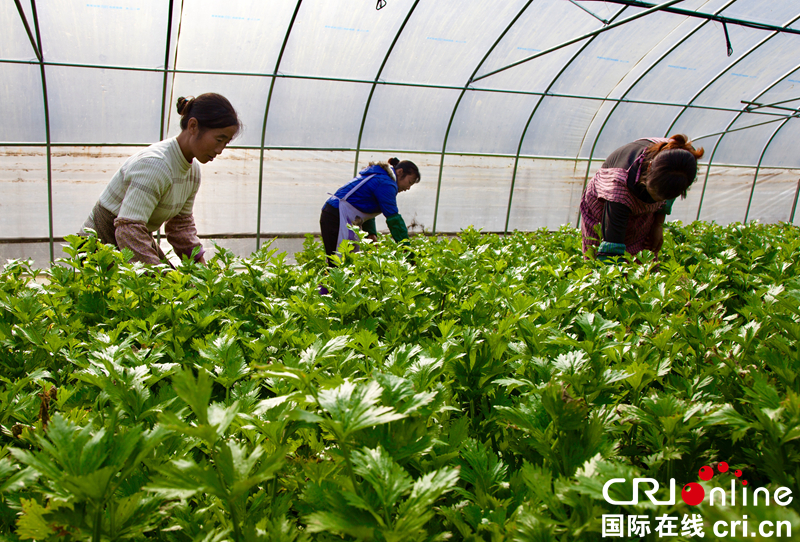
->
xmin=389 ymin=157 xmax=421 ymax=183
xmin=647 ymin=134 xmax=704 ymax=160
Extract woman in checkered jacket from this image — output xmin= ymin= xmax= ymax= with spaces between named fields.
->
xmin=82 ymin=93 xmax=241 ymax=265
xmin=580 ymin=135 xmax=704 ymax=262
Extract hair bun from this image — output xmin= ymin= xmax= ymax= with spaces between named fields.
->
xmin=176 ymin=96 xmax=194 ymax=116
xmin=388 ymin=157 xmax=400 ymax=167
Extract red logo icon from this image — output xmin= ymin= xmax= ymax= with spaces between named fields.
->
xmin=682 ymin=462 xmax=746 ymax=506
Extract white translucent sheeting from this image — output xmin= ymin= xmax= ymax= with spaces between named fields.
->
xmin=379 ymin=0 xmax=530 ymax=87
xmin=521 ymin=98 xmax=601 ymax=158
xmin=506 ymin=158 xmax=587 ymax=231
xmin=0 ymin=147 xmax=51 ymax=238
xmin=262 ymin=80 xmax=371 ymax=149
xmin=762 ymin=115 xmax=800 ymax=169
xmin=356 ymin=151 xmax=437 ymax=235
xmin=165 ymin=74 xmax=272 ymax=148
xmin=51 ymin=147 xmax=134 ymax=237
xmin=746 ymin=169 xmax=800 ymax=224
xmin=360 ymin=86 xmax=461 ymax=152
xmin=722 ymin=0 xmax=800 ymax=26
xmin=695 ymin=32 xmax=800 ymax=112
xmin=39 ymin=1 xmax=168 ymax=68
xmin=434 ymin=155 xmax=515 ymax=232
xmin=259 ymin=150 xmax=356 ymax=234
xmin=2 ymin=1 xmax=37 ymax=60
xmin=696 ymin=166 xmax=755 ymax=222
xmin=625 ymin=22 xmax=765 ymax=105
xmin=192 ymin=149 xmax=262 ymax=235
xmin=590 ymin=104 xmax=686 ymax=158
xmin=710 ymin=117 xmax=789 ymax=166
xmin=446 ymin=92 xmax=541 ymax=155
xmin=47 ymin=67 xmax=163 ymax=144
xmin=668 ymin=109 xmax=736 ymax=152
xmin=175 ymin=1 xmax=299 ymax=74
xmin=0 ymin=63 xmax=46 ymax=143
xmin=279 ymin=0 xmax=417 ymax=80
xmin=548 ymin=9 xmax=682 ymax=99
xmin=475 ymin=0 xmax=601 ymax=92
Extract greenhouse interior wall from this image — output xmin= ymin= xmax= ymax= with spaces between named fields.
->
xmin=3 ymin=0 xmax=800 ymax=269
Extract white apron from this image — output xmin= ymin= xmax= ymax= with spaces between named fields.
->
xmin=330 ymin=174 xmax=380 ymax=254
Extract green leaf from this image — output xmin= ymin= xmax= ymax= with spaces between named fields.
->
xmin=317 ymin=380 xmax=406 ymax=440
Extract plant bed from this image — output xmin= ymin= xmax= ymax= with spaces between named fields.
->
xmin=1 ymin=222 xmax=799 ymax=541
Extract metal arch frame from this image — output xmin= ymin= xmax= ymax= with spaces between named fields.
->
xmin=599 ymin=0 xmax=800 ymax=36
xmin=4 ymin=4 xmax=799 ymax=244
xmin=2 ymin=59 xmax=792 ymax=121
xmin=694 ymin=63 xmax=800 ymax=222
xmin=156 ymin=0 xmax=176 ymax=246
xmin=255 ymin=0 xmax=303 ymax=250
xmin=662 ymin=11 xmax=800 ymax=219
xmin=504 ymin=5 xmax=629 ymax=233
xmin=431 ymin=0 xmax=535 ymax=234
xmin=353 ymin=0 xmax=421 ymax=178
xmin=471 ymin=0 xmax=686 ymax=84
xmin=16 ymin=0 xmax=54 ymax=262
xmin=791 ymin=179 xmax=800 ymax=224
xmin=158 ymin=0 xmax=176 ymax=142
xmin=577 ymin=0 xmax=738 ymax=229
xmin=744 ymin=117 xmax=794 ymax=223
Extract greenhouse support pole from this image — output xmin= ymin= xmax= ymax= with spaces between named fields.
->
xmin=694 ymin=63 xmax=800 ymax=221
xmin=432 ymin=0 xmax=534 ymax=234
xmin=790 ymin=179 xmax=800 ymax=224
xmin=472 ymin=0 xmax=685 ymax=83
xmin=353 ymin=0 xmax=420 ymax=178
xmin=0 ymin=57 xmax=792 ymax=121
xmin=256 ymin=0 xmax=302 ymax=251
xmin=744 ymin=118 xmax=791 ymax=223
xmin=576 ymin=1 xmax=736 ymax=229
xmin=598 ymin=0 xmax=800 ymax=35
xmin=27 ymin=0 xmax=54 ymax=263
xmin=505 ymin=6 xmax=628 ymax=233
xmin=156 ymin=0 xmax=176 ymax=247
xmin=159 ymin=0 xmax=175 ymax=141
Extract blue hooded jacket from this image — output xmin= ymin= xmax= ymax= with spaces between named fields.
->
xmin=323 ymin=163 xmax=409 ymax=242
xmin=324 ymin=164 xmax=400 ymax=216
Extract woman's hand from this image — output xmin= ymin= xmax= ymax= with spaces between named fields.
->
xmin=366 ymin=234 xmax=378 ymax=242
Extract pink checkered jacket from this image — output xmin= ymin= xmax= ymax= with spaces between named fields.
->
xmin=580 ymin=138 xmax=670 ymax=256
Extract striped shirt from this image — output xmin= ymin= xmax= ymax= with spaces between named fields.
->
xmin=85 ymin=137 xmax=201 ymax=232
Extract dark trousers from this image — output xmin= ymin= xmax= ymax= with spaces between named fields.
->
xmin=320 ymin=204 xmax=340 ymax=267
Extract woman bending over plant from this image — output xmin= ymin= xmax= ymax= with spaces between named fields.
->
xmin=320 ymin=157 xmax=420 ymax=266
xmin=81 ymin=93 xmax=241 ymax=264
xmin=580 ymin=134 xmax=704 ymax=262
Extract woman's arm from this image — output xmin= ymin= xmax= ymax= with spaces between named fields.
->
xmin=165 ymin=213 xmax=205 ymax=263
xmin=164 ymin=181 xmax=205 ymax=263
xmin=597 ymin=201 xmax=630 ymax=261
xmin=385 ymin=213 xmax=409 ymax=243
xmin=647 ymin=212 xmax=666 ymax=254
xmin=113 ymin=219 xmax=163 ymax=264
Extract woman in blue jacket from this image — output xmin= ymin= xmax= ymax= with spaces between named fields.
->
xmin=320 ymin=157 xmax=420 ymax=266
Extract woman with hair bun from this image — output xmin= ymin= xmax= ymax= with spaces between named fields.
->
xmin=580 ymin=134 xmax=704 ymax=261
xmin=81 ymin=93 xmax=241 ymax=264
xmin=320 ymin=157 xmax=420 ymax=266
